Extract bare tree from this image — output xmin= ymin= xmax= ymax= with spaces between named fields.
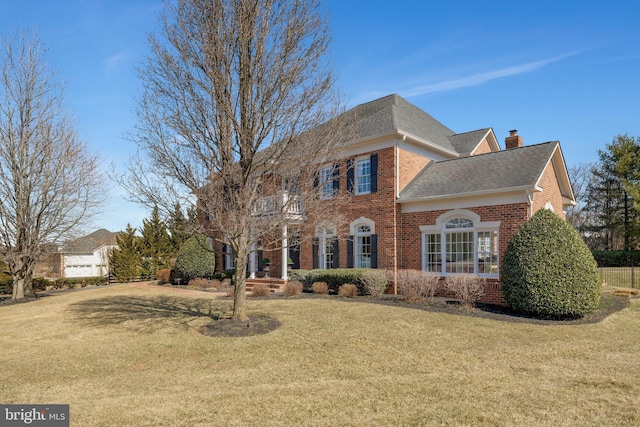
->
xmin=566 ymin=163 xmax=595 ymax=237
xmin=0 ymin=31 xmax=105 ymax=300
xmin=123 ymin=0 xmax=350 ymax=320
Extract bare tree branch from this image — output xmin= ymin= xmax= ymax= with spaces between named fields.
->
xmin=121 ymin=0 xmax=350 ymax=320
xmin=0 ymin=30 xmax=105 ymax=299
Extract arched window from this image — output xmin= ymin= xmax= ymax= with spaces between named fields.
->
xmin=315 ymin=223 xmax=337 ymax=269
xmin=348 ymin=218 xmax=377 ymax=269
xmin=421 ymin=210 xmax=500 ymax=277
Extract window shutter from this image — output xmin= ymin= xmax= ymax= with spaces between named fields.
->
xmin=370 ymin=154 xmax=378 ymax=193
xmin=347 ymin=236 xmax=354 ymax=268
xmin=347 ymin=159 xmax=354 ymax=193
xmin=371 ymin=234 xmax=378 ymax=268
xmin=257 ymin=249 xmax=263 ymax=271
xmin=313 ymin=171 xmax=319 ymax=189
xmin=332 ymin=163 xmax=340 ymax=193
xmin=312 ymin=238 xmax=319 ymax=269
xmin=332 ymin=239 xmax=340 ymax=269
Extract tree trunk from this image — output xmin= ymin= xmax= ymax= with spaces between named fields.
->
xmin=232 ymin=238 xmax=250 ymax=321
xmin=12 ymin=278 xmax=24 ymax=300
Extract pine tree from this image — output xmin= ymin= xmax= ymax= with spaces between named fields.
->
xmin=586 ymin=135 xmax=640 ymax=250
xmin=167 ymin=203 xmax=197 ymax=255
xmin=140 ymin=206 xmax=173 ymax=278
xmin=109 ymin=224 xmax=142 ymax=282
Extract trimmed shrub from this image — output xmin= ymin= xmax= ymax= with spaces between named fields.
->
xmin=289 ymin=269 xmax=310 ymax=283
xmin=251 ymin=283 xmax=270 ymax=297
xmin=338 ymin=283 xmax=358 ymax=298
xmin=54 ymin=276 xmax=107 ymax=288
xmin=156 ymin=269 xmax=171 ymax=285
xmin=311 ymin=281 xmax=328 ymax=295
xmin=502 ymin=209 xmax=601 ymax=318
xmin=283 ymin=280 xmax=303 ymax=297
xmin=592 ymin=250 xmax=640 ymax=267
xmin=174 ymin=234 xmax=216 ymax=283
xmin=360 ymin=270 xmax=389 ymax=297
xmin=444 ymin=274 xmax=485 ymax=309
xmin=303 ymin=269 xmax=369 ymax=294
xmin=396 ymin=270 xmax=441 ymax=303
xmin=188 ymin=278 xmax=218 ymax=290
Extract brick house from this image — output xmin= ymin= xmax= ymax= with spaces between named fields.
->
xmin=210 ymin=94 xmax=575 ymax=304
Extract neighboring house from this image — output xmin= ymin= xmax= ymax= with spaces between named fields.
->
xmin=60 ymin=229 xmax=118 ymax=278
xmin=206 ymin=94 xmax=575 ymax=304
xmin=34 ymin=243 xmax=63 ymax=279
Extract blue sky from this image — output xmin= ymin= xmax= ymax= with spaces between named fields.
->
xmin=1 ymin=0 xmax=639 ymax=233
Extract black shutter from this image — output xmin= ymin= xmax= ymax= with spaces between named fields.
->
xmin=332 ymin=163 xmax=340 ymax=193
xmin=370 ymin=154 xmax=378 ymax=193
xmin=312 ymin=238 xmax=319 ymax=269
xmin=257 ymin=249 xmax=263 ymax=271
xmin=332 ymin=239 xmax=340 ymax=269
xmin=347 ymin=236 xmax=354 ymax=268
xmin=222 ymin=244 xmax=228 ymax=270
xmin=371 ymin=234 xmax=378 ymax=268
xmin=347 ymin=159 xmax=354 ymax=194
xmin=313 ymin=171 xmax=319 ymax=189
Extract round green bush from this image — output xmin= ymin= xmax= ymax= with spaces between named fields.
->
xmin=174 ymin=234 xmax=216 ymax=282
xmin=502 ymin=209 xmax=601 ymax=318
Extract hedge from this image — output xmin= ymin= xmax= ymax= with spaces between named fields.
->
xmin=299 ymin=269 xmax=370 ymax=295
xmin=592 ymin=250 xmax=640 ymax=267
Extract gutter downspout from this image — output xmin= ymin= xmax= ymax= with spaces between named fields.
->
xmin=526 ymin=189 xmax=533 ymax=218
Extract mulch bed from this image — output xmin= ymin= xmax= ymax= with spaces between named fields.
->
xmin=199 ymin=315 xmax=282 ymax=337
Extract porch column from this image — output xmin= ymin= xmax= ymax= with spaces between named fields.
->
xmin=249 ymin=242 xmax=256 ymax=279
xmin=281 ymin=224 xmax=288 ymax=280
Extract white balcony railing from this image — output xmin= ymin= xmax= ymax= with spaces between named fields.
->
xmin=253 ymin=193 xmax=303 ymax=218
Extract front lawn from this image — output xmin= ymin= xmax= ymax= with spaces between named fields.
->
xmin=0 ymin=284 xmax=639 ymax=426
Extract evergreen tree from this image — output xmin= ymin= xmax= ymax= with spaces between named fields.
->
xmin=586 ymin=135 xmax=640 ymax=250
xmin=109 ymin=224 xmax=142 ymax=282
xmin=140 ymin=206 xmax=173 ymax=278
xmin=167 ymin=203 xmax=197 ymax=255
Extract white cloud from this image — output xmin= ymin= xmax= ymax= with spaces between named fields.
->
xmin=403 ymin=51 xmax=581 ymax=97
xmin=105 ymin=51 xmax=130 ymax=74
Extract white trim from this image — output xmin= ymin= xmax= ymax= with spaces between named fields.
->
xmin=350 ymin=217 xmax=375 ymax=235
xmin=354 ymin=155 xmax=372 ymax=195
xmin=401 ymin=190 xmax=531 ymax=213
xmin=420 ymin=209 xmax=500 ymax=278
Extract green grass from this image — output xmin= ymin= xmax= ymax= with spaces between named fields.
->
xmin=1 ymin=284 xmax=639 ymax=426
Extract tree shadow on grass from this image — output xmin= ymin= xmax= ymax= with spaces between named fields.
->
xmin=68 ymin=295 xmax=233 ymax=334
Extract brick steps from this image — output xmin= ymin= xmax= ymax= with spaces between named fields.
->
xmin=245 ymin=278 xmax=286 ymax=293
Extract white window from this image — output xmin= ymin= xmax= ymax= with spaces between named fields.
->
xmin=224 ymin=242 xmax=234 ymax=270
xmin=421 ymin=210 xmax=499 ymax=277
xmin=317 ymin=224 xmax=336 ymax=269
xmin=320 ymin=166 xmax=333 ymax=199
xmin=356 ymin=157 xmax=371 ymax=194
xmin=355 ymin=224 xmax=372 ymax=268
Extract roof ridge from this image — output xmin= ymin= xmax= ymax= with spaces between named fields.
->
xmin=434 ymin=140 xmax=558 ymax=164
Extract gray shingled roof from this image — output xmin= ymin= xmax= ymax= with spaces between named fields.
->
xmin=62 ymin=229 xmax=117 ymax=254
xmin=399 ymin=142 xmax=559 ymax=200
xmin=349 ymin=94 xmax=458 ymax=152
xmin=448 ymin=128 xmax=492 ymax=155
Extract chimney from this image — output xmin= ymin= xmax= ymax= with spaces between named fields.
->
xmin=505 ymin=129 xmax=523 ymax=149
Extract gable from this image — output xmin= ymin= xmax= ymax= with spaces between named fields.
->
xmin=398 ymin=142 xmax=563 ymax=202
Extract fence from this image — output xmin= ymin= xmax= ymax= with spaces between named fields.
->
xmin=599 ymin=267 xmax=640 ymax=289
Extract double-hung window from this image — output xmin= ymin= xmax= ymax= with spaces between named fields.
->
xmin=421 ymin=211 xmax=499 ymax=277
xmin=315 ymin=224 xmax=337 ymax=269
xmin=356 ymin=157 xmax=371 ymax=194
xmin=320 ymin=166 xmax=333 ymax=199
xmin=355 ymin=224 xmax=372 ymax=268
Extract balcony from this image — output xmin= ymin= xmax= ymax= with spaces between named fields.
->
xmin=253 ymin=192 xmax=303 ymax=219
